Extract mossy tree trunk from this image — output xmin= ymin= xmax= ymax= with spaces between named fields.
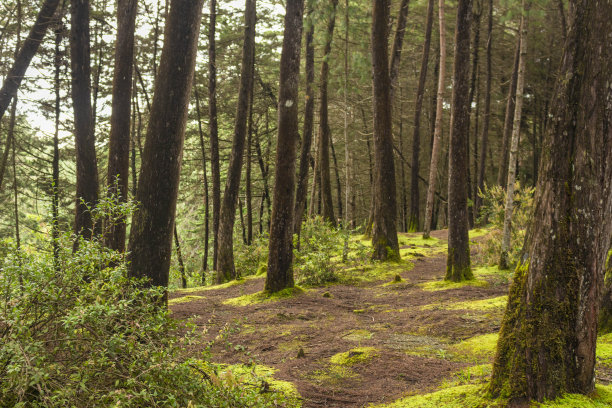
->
xmin=422 ymin=0 xmax=446 ymax=240
xmin=216 ymin=0 xmax=256 ymax=283
xmin=445 ymin=0 xmax=473 ymax=282
xmin=370 ymin=0 xmax=399 ymax=262
xmin=497 ymin=39 xmax=520 ymax=188
xmin=265 ymin=0 xmax=304 ymax=293
xmin=127 ymin=0 xmax=204 ymax=301
xmin=490 ymin=0 xmax=612 ymax=402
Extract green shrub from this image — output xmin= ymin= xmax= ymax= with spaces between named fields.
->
xmin=476 ymin=183 xmax=535 ymax=267
xmin=234 ymin=234 xmax=269 ymax=278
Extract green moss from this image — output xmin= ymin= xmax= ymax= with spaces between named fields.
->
xmin=419 ymin=279 xmax=489 ymax=292
xmin=342 ymin=329 xmax=374 ymax=342
xmin=338 ymin=259 xmax=413 ymax=284
xmin=256 ymin=262 xmax=267 ymax=276
xmin=223 ymin=286 xmax=305 ymax=306
xmin=449 ymin=333 xmax=499 ymax=363
xmin=309 ymin=365 xmax=357 ymax=384
xmin=220 ymin=363 xmax=301 ymax=405
xmin=329 ymin=347 xmax=379 ymax=366
xmin=371 ymin=384 xmax=493 ymax=408
xmin=440 ymin=364 xmax=493 ymax=388
xmin=469 ymin=227 xmax=491 ymax=239
xmin=536 ymin=385 xmax=612 ymax=407
xmin=423 ymin=296 xmax=508 ymax=312
xmin=172 ymin=277 xmax=250 ymax=294
xmin=167 ymin=295 xmax=205 ymax=305
xmin=597 ymin=334 xmax=612 ymax=367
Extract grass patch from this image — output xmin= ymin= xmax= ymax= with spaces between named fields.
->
xmin=422 ymin=296 xmax=507 ymax=312
xmin=330 ymin=347 xmax=379 ymax=366
xmin=440 ymin=364 xmax=492 ymax=388
xmin=597 ymin=333 xmax=612 ymax=367
xmin=172 ymin=278 xmax=250 ymax=294
xmin=469 ymin=228 xmax=491 ymax=239
xmin=223 ymin=286 xmax=305 ymax=307
xmin=167 ymin=295 xmax=205 ymax=305
xmin=448 ymin=333 xmax=498 ymax=363
xmin=536 ymin=385 xmax=612 ymax=407
xmin=419 ymin=279 xmax=489 ymax=292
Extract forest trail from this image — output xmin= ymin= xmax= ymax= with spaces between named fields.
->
xmin=169 ymin=230 xmax=611 ymax=407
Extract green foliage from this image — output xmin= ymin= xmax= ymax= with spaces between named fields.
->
xmin=476 ymin=183 xmax=535 ymax=267
xmin=233 ymin=234 xmax=269 ymax=278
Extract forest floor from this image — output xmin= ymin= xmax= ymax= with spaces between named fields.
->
xmin=169 ymin=230 xmax=612 ymax=408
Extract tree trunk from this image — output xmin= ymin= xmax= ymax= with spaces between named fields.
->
xmin=127 ymin=0 xmax=204 ymax=302
xmin=466 ymin=3 xmax=480 ymax=229
xmin=423 ymin=0 xmax=447 ymax=239
xmin=371 ymin=0 xmax=399 ymax=262
xmin=499 ymin=0 xmax=529 ymax=269
xmin=104 ymin=0 xmax=137 ymax=252
xmin=293 ymin=7 xmax=315 ymax=237
xmin=216 ymin=0 xmax=257 ymax=282
xmin=52 ymin=12 xmax=62 ymax=267
xmin=174 ymin=225 xmax=187 ymax=289
xmin=317 ymin=0 xmax=338 ymax=226
xmin=330 ymin=135 xmax=343 ymax=222
xmin=195 ymin=84 xmax=210 ymax=278
xmin=246 ymin=76 xmax=254 ymax=245
xmin=446 ymin=0 xmax=473 ymax=282
xmin=474 ymin=0 xmax=492 ymax=221
xmin=490 ymin=1 xmax=612 ymax=400
xmin=409 ymin=0 xmax=435 ymax=232
xmin=265 ymin=0 xmax=304 ymax=293
xmin=0 ymin=0 xmax=61 ymax=122
xmin=389 ymin=0 xmax=410 ymax=100
xmin=497 ymin=39 xmax=520 ymax=187
xmin=208 ymin=0 xmax=221 ymax=271
xmin=70 ymin=0 xmax=99 ymax=243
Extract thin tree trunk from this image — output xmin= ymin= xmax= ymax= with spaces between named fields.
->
xmin=105 ymin=0 xmax=137 ymax=252
xmin=330 ymin=135 xmax=342 ymax=222
xmin=371 ymin=0 xmax=399 ymax=261
xmin=11 ymin=99 xmax=20 ymax=250
xmin=246 ymin=78 xmax=254 ymax=245
xmin=499 ymin=0 xmax=529 ymax=269
xmin=195 ymin=85 xmax=210 ymax=279
xmin=446 ymin=0 xmax=473 ymax=281
xmin=343 ymin=0 xmax=351 ymax=228
xmin=490 ymin=1 xmax=612 ymax=400
xmin=52 ymin=11 xmax=62 ymax=267
xmin=174 ymin=225 xmax=187 ymax=289
xmin=216 ymin=0 xmax=257 ymax=282
xmin=466 ymin=2 xmax=480 ymax=228
xmin=497 ymin=39 xmax=520 ymax=187
xmin=293 ymin=7 xmax=315 ymax=236
xmin=317 ymin=0 xmax=338 ymax=226
xmin=409 ymin=0 xmax=435 ymax=232
xmin=265 ymin=0 xmax=304 ymax=292
xmin=389 ymin=0 xmax=410 ymax=100
xmin=71 ymin=0 xmax=99 ymax=243
xmin=423 ymin=0 xmax=447 ymax=239
xmin=474 ymin=0 xmax=492 ymax=221
xmin=127 ymin=0 xmax=204 ymax=303
xmin=0 ymin=0 xmax=61 ymax=122
xmin=208 ymin=0 xmax=221 ymax=271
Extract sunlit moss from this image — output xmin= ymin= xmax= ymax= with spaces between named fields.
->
xmin=330 ymin=347 xmax=379 ymax=366
xmin=440 ymin=364 xmax=492 ymax=388
xmin=597 ymin=333 xmax=612 ymax=367
xmin=338 ymin=260 xmax=413 ymax=284
xmin=422 ymin=296 xmax=507 ymax=312
xmin=223 ymin=286 xmax=305 ymax=307
xmin=537 ymin=385 xmax=612 ymax=407
xmin=342 ymin=329 xmax=374 ymax=342
xmin=469 ymin=227 xmax=492 ymax=239
xmin=419 ymin=279 xmax=489 ymax=292
xmin=448 ymin=333 xmax=498 ymax=363
xmin=167 ymin=295 xmax=205 ymax=305
xmin=172 ymin=277 xmax=251 ymax=294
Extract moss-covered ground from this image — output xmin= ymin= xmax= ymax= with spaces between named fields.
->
xmin=168 ymin=228 xmax=612 ymax=408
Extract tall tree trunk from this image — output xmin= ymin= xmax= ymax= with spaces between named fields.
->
xmin=104 ymin=0 xmax=137 ymax=252
xmin=389 ymin=0 xmax=410 ymax=100
xmin=293 ymin=7 xmax=315 ymax=237
xmin=343 ymin=0 xmax=351 ymax=228
xmin=208 ymin=0 xmax=221 ymax=271
xmin=265 ymin=0 xmax=304 ymax=293
xmin=11 ymin=99 xmax=20 ymax=250
xmin=0 ymin=0 xmax=61 ymax=122
xmin=423 ymin=0 xmax=447 ymax=239
xmin=446 ymin=0 xmax=473 ymax=282
xmin=195 ymin=85 xmax=210 ymax=279
xmin=255 ymin=128 xmax=271 ymax=229
xmin=127 ymin=0 xmax=204 ymax=302
xmin=466 ymin=2 xmax=480 ymax=228
xmin=318 ymin=0 xmax=338 ymax=226
xmin=490 ymin=1 xmax=612 ymax=400
xmin=371 ymin=0 xmax=399 ymax=262
xmin=474 ymin=0 xmax=492 ymax=221
xmin=216 ymin=0 xmax=257 ymax=282
xmin=71 ymin=0 xmax=99 ymax=243
xmin=52 ymin=12 xmax=62 ymax=267
xmin=330 ymin=135 xmax=343 ymax=221
xmin=246 ymin=77 xmax=254 ymax=245
xmin=174 ymin=225 xmax=187 ymax=289
xmin=497 ymin=39 xmax=520 ymax=187
xmin=499 ymin=1 xmax=529 ymax=269
xmin=409 ymin=0 xmax=435 ymax=232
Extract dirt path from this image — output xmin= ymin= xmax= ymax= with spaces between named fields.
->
xmin=170 ymin=230 xmax=510 ymax=407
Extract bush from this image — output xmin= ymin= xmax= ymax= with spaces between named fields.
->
xmin=476 ymin=183 xmax=535 ymax=267
xmin=233 ymin=234 xmax=269 ymax=278
xmin=0 ymin=240 xmax=295 ymax=406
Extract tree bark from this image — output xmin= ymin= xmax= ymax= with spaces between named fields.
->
xmin=104 ymin=0 xmax=137 ymax=252
xmin=317 ymin=0 xmax=339 ymax=227
xmin=293 ymin=8 xmax=315 ymax=237
xmin=423 ymin=0 xmax=447 ymax=239
xmin=446 ymin=0 xmax=473 ymax=282
xmin=389 ymin=0 xmax=410 ymax=100
xmin=500 ymin=0 xmax=529 ymax=269
xmin=497 ymin=39 xmax=520 ymax=187
xmin=208 ymin=0 xmax=221 ymax=271
xmin=371 ymin=0 xmax=399 ymax=262
xmin=127 ymin=0 xmax=204 ymax=301
xmin=216 ymin=0 xmax=257 ymax=282
xmin=490 ymin=1 xmax=612 ymax=400
xmin=194 ymin=84 xmax=210 ymax=279
xmin=0 ymin=0 xmax=61 ymax=122
xmin=265 ymin=0 xmax=304 ymax=293
xmin=174 ymin=225 xmax=187 ymax=289
xmin=409 ymin=0 xmax=435 ymax=232
xmin=70 ymin=0 xmax=99 ymax=243
xmin=474 ymin=0 xmax=492 ymax=221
